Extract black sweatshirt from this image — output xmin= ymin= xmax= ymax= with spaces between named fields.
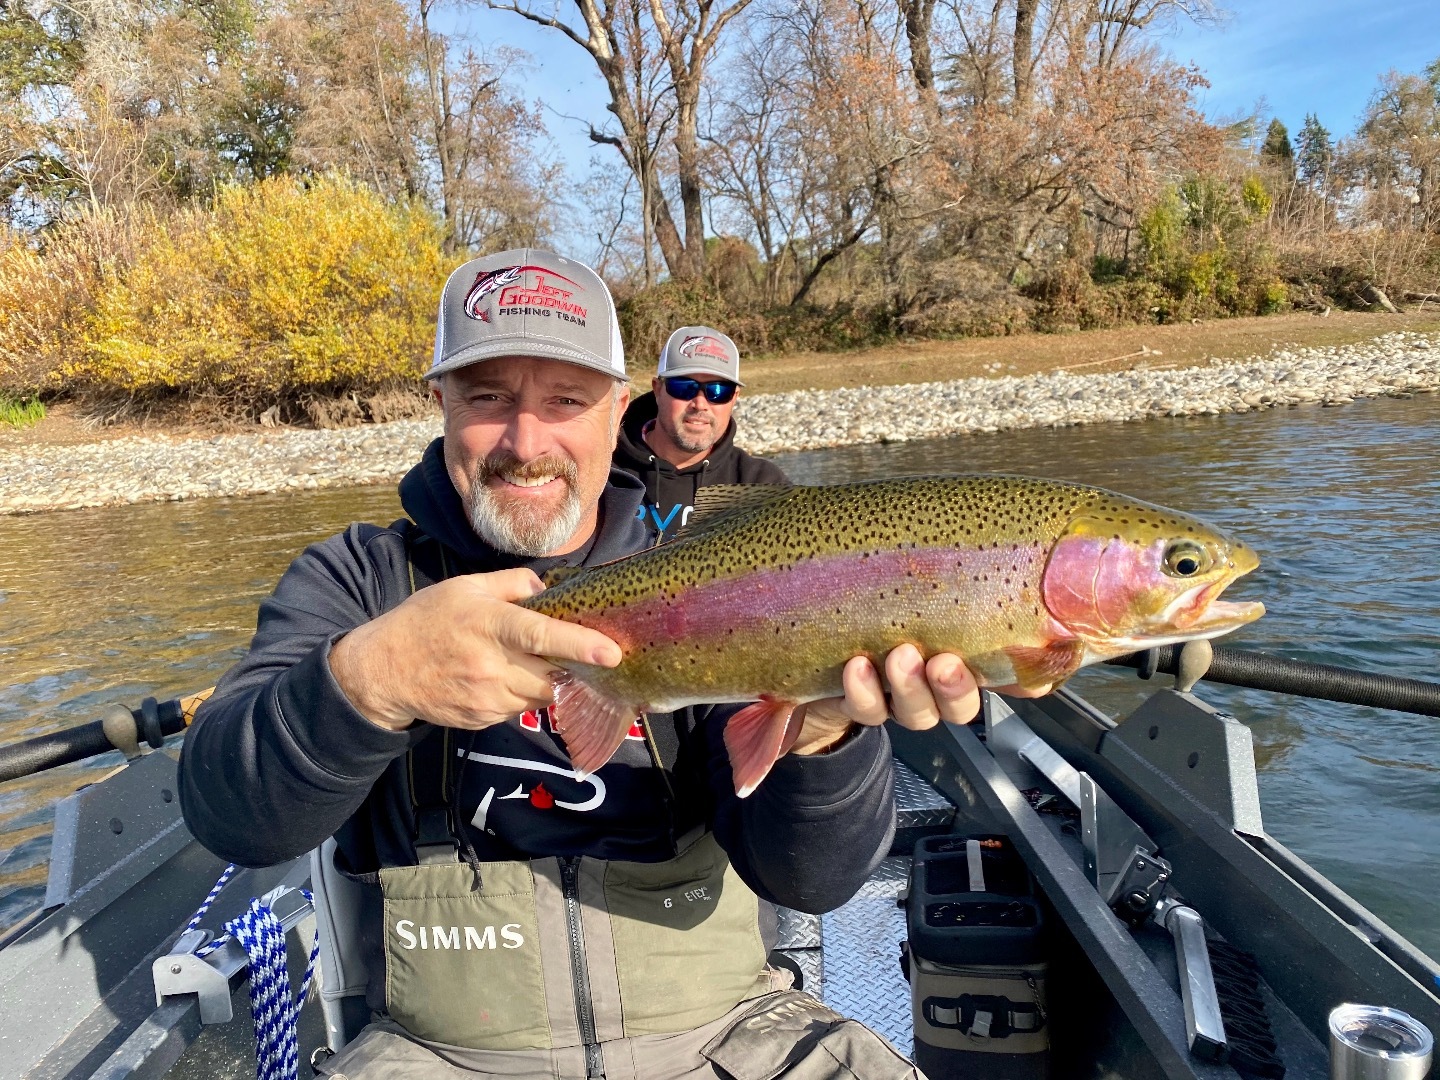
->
xmin=179 ymin=438 xmax=894 ymax=919
xmin=613 ymin=392 xmax=789 ymax=542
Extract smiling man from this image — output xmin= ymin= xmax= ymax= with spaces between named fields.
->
xmin=179 ymin=249 xmax=982 ymax=1079
xmin=615 ymin=325 xmax=787 ymax=542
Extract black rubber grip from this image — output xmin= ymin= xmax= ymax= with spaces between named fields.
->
xmin=1107 ymin=645 xmax=1440 ymax=718
xmin=0 ymin=721 xmax=116 ymax=784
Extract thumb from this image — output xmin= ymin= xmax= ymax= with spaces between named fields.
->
xmin=467 ymin=567 xmax=547 ymax=603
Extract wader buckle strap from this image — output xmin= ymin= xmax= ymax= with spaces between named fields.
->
xmin=922 ymin=994 xmax=1044 ymax=1039
xmin=405 ymin=530 xmax=462 ymax=864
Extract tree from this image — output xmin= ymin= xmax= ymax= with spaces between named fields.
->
xmin=1295 ymin=113 xmax=1333 ymax=188
xmin=488 ymin=0 xmax=755 ymax=280
xmin=1260 ymin=118 xmax=1293 ymax=174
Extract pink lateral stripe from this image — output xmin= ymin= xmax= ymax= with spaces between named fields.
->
xmin=588 ymin=543 xmax=1052 ymax=647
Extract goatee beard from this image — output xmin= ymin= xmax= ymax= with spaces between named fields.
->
xmin=467 ymin=451 xmax=582 ymax=556
xmin=672 ymin=417 xmax=719 ymax=454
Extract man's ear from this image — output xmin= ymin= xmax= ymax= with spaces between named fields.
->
xmin=651 ymin=376 xmax=662 ymax=395
xmin=611 ymin=385 xmax=631 ymax=442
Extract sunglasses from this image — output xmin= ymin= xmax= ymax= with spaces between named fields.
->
xmin=662 ymin=377 xmax=737 ymax=405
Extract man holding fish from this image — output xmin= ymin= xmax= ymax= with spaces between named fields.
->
xmin=180 ymin=249 xmax=990 ymax=1079
xmin=180 ymin=248 xmax=1261 ymax=1078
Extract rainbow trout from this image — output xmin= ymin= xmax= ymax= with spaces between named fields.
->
xmin=522 ymin=476 xmax=1263 ymax=796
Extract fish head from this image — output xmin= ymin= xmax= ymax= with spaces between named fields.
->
xmin=1041 ymin=498 xmax=1264 ymax=658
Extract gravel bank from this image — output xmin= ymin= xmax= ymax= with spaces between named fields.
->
xmin=3 ymin=331 xmax=1436 ymax=515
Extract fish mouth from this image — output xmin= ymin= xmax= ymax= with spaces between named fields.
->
xmin=1162 ymin=577 xmax=1265 ymax=635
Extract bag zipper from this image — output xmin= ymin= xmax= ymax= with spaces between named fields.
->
xmin=560 ymin=856 xmax=604 ymax=1078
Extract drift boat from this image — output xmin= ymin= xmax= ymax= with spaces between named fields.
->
xmin=0 ymin=642 xmax=1437 ymax=1080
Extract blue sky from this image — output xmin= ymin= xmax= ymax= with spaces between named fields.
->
xmin=1160 ymin=0 xmax=1440 ymax=140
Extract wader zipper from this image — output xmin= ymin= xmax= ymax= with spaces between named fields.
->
xmin=560 ymin=856 xmax=604 ymax=1078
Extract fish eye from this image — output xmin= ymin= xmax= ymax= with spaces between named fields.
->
xmin=1163 ymin=541 xmax=1210 ymax=578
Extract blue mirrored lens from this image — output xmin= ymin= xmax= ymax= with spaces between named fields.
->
xmin=664 ymin=377 xmax=736 ymax=404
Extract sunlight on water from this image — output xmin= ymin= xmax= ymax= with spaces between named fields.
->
xmin=1 ymin=395 xmax=1437 ymax=957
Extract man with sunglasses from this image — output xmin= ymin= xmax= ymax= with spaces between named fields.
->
xmin=614 ymin=325 xmax=787 ymax=542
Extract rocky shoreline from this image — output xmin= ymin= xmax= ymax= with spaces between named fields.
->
xmin=2 ymin=331 xmax=1436 ymax=515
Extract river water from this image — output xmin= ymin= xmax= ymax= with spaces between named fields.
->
xmin=1 ymin=395 xmax=1437 ymax=956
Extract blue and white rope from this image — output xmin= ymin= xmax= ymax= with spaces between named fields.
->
xmin=182 ymin=864 xmax=320 ymax=1080
xmin=186 ymin=862 xmax=237 ymax=958
xmin=226 ymin=891 xmax=320 ymax=1080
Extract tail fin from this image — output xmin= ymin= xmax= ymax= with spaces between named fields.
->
xmin=723 ymin=697 xmax=800 ymax=798
xmin=550 ymin=674 xmax=641 ymax=777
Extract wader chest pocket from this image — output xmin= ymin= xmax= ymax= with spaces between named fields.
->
xmin=378 ymin=862 xmax=548 ymax=1051
xmin=605 ymin=834 xmax=768 ymax=1037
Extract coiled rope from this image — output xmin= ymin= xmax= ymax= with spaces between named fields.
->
xmin=183 ymin=864 xmax=320 ymax=1080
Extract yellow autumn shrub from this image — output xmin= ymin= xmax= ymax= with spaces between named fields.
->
xmin=0 ymin=207 xmax=149 ymax=395
xmin=63 ymin=175 xmax=447 ymax=397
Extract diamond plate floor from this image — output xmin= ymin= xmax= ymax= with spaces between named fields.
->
xmin=819 ymin=856 xmax=913 ymax=1055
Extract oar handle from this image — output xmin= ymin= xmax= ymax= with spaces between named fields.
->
xmin=0 ymin=688 xmax=216 ymax=785
xmin=1106 ymin=646 xmax=1440 ymax=719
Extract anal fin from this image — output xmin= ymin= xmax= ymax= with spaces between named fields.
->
xmin=550 ymin=674 xmax=641 ymax=777
xmin=723 ymin=696 xmax=800 ymax=798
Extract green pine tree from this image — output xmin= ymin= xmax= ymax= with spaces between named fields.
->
xmin=1260 ymin=119 xmax=1293 ymax=165
xmin=1295 ymin=113 xmax=1333 ymax=188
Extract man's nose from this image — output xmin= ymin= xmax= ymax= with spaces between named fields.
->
xmin=502 ymin=408 xmax=551 ymax=461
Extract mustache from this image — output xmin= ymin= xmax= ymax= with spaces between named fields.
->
xmin=475 ymin=451 xmax=578 ymax=486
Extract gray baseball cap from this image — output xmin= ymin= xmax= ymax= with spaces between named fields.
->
xmin=657 ymin=326 xmax=744 ymax=386
xmin=427 ymin=248 xmax=626 ymax=381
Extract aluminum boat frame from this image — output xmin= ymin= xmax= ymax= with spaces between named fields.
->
xmin=1 ymin=678 xmax=1436 ymax=1080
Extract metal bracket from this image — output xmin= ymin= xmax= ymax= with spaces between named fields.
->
xmin=152 ymin=885 xmax=315 ymax=1024
xmin=1080 ymin=772 xmax=1160 ymax=904
xmin=1108 ymin=846 xmax=1172 ymax=926
xmin=984 ymin=693 xmax=1083 ymax=806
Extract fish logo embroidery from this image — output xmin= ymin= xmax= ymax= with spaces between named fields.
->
xmin=678 ymin=335 xmax=730 ymax=363
xmin=463 ymin=265 xmax=523 ymax=322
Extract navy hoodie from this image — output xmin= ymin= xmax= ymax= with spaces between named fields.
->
xmin=179 ymin=438 xmax=894 ymax=917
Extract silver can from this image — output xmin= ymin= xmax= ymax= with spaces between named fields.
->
xmin=1329 ymin=1004 xmax=1434 ymax=1080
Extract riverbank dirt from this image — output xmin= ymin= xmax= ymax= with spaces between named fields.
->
xmin=5 ymin=310 xmax=1439 ymax=450
xmin=733 ymin=310 xmax=1440 ymax=395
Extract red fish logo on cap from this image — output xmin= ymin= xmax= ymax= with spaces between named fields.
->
xmin=463 ymin=265 xmax=523 ymax=322
xmin=678 ymin=335 xmax=731 ymax=363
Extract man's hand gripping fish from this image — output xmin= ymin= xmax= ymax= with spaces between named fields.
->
xmin=521 ymin=475 xmax=1264 ymax=797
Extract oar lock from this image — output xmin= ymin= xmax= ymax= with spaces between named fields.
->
xmin=101 ymin=697 xmax=174 ymax=762
xmin=1134 ymin=640 xmax=1215 ymax=694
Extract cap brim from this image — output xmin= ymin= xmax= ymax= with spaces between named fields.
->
xmin=427 ymin=337 xmax=626 ymax=381
xmin=659 ymin=363 xmax=744 ymax=387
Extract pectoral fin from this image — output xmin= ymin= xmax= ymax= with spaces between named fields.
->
xmin=723 ymin=696 xmax=801 ymax=798
xmin=1002 ymin=640 xmax=1086 ymax=692
xmin=550 ymin=674 xmax=641 ymax=777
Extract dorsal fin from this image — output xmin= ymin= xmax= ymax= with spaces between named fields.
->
xmin=668 ymin=484 xmax=794 ymax=542
xmin=541 ymin=564 xmax=587 ymax=589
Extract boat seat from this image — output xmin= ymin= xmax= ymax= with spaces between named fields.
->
xmin=310 ymin=837 xmax=373 ymax=1052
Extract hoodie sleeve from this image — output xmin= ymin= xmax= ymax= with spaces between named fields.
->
xmin=178 ymin=525 xmax=423 ymax=868
xmin=702 ymin=706 xmax=895 ymax=913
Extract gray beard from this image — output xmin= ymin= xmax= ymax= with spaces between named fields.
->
xmin=468 ymin=484 xmax=582 ymax=557
xmin=670 ymin=418 xmax=719 ymax=454
xmin=465 ymin=454 xmax=583 ymax=557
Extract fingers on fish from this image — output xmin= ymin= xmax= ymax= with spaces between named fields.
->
xmin=550 ymin=673 xmax=641 ymax=778
xmin=724 ymin=696 xmax=800 ymax=798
